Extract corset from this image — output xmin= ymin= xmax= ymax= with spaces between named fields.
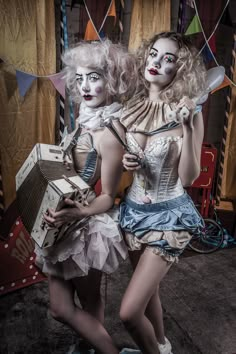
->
xmin=126 ymin=133 xmax=185 ymax=204
xmin=72 ymin=132 xmax=101 ymax=187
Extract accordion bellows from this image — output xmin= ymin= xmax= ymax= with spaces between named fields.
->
xmin=16 ymin=144 xmax=91 ymax=248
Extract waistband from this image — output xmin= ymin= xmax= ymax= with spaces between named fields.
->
xmin=124 ymin=192 xmax=191 ymax=212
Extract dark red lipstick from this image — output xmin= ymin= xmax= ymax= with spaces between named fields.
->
xmin=148 ymin=68 xmax=160 ymax=75
xmin=83 ymin=95 xmax=92 ymax=101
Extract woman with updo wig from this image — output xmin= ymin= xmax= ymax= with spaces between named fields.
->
xmin=35 ymin=39 xmax=137 ymax=354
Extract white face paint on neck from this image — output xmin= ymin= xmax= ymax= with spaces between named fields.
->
xmin=76 ymin=66 xmax=107 ymax=108
xmin=145 ymin=38 xmax=179 ymax=93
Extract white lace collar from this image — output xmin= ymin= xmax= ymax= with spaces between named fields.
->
xmin=77 ymin=101 xmax=122 ymax=130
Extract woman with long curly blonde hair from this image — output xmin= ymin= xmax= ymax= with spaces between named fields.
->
xmin=119 ymin=32 xmax=207 ymax=354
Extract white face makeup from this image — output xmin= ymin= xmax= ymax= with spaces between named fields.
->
xmin=145 ymin=38 xmax=179 ymax=91
xmin=76 ymin=66 xmax=106 ymax=108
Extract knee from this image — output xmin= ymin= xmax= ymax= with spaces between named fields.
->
xmin=49 ymin=302 xmax=73 ymax=323
xmin=119 ymin=304 xmax=140 ymax=328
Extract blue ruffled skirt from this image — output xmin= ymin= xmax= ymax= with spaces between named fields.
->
xmin=119 ymin=192 xmax=204 ymax=262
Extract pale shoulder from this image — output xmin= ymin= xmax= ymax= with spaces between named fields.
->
xmin=102 ymin=120 xmax=126 ymax=148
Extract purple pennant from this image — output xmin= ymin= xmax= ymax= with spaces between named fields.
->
xmin=16 ymin=70 xmax=36 ymax=97
xmin=49 ymin=72 xmax=66 ymax=98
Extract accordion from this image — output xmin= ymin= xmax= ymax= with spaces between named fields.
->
xmin=16 ymin=143 xmax=92 ymax=248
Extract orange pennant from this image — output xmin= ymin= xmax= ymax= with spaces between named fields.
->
xmin=84 ymin=20 xmax=99 ymax=41
xmin=108 ymin=0 xmax=116 ymax=25
xmin=211 ymin=76 xmax=231 ymax=93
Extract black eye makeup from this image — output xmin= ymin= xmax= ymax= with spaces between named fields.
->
xmin=88 ymin=72 xmax=100 ymax=82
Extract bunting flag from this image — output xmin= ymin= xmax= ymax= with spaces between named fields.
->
xmin=84 ymin=0 xmax=116 ymax=41
xmin=185 ymin=14 xmax=201 ymax=35
xmin=107 ymin=0 xmax=116 ymax=25
xmin=49 ymin=72 xmax=66 ymax=99
xmin=202 ymin=45 xmax=214 ymax=63
xmin=211 ymin=76 xmax=231 ymax=94
xmin=15 ymin=70 xmax=36 ymax=98
xmin=84 ymin=20 xmax=99 ymax=41
xmin=202 ymin=35 xmax=216 ymax=63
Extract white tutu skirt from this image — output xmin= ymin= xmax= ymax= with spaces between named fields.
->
xmin=35 ymin=207 xmax=128 ymax=280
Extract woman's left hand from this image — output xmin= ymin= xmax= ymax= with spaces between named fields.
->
xmin=176 ymin=97 xmax=196 ymax=128
xmin=44 ymin=198 xmax=84 ymax=228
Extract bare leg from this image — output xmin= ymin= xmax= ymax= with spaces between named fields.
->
xmin=145 ymin=286 xmax=165 ymax=344
xmin=120 ymin=249 xmax=171 ymax=354
xmin=129 ymin=249 xmax=168 ymax=345
xmin=48 ymin=275 xmax=119 ymax=354
xmin=73 ymin=269 xmax=105 ymax=324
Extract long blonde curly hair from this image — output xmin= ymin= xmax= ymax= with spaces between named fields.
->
xmin=135 ymin=31 xmax=207 ymax=103
xmin=62 ymin=39 xmax=138 ymax=104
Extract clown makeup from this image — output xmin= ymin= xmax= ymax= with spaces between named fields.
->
xmin=145 ymin=38 xmax=179 ymax=92
xmin=76 ymin=66 xmax=106 ymax=108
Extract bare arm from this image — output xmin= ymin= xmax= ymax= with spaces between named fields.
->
xmin=45 ymin=122 xmax=124 ymax=227
xmin=178 ymin=110 xmax=204 ymax=187
xmin=81 ymin=124 xmax=124 ymax=216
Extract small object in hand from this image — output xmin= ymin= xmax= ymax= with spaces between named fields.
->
xmin=179 ymin=106 xmax=189 ymax=120
xmin=166 ymin=109 xmax=177 ymax=121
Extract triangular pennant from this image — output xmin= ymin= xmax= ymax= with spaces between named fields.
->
xmin=84 ymin=19 xmax=99 ymax=41
xmin=220 ymin=6 xmax=233 ymax=27
xmin=185 ymin=15 xmax=202 ymax=35
xmin=49 ymin=72 xmax=66 ymax=98
xmin=107 ymin=0 xmax=116 ymax=25
xmin=99 ymin=30 xmax=106 ymax=39
xmin=16 ymin=70 xmax=36 ymax=97
xmin=211 ymin=76 xmax=231 ymax=93
xmin=202 ymin=45 xmax=214 ymax=63
xmin=208 ymin=35 xmax=216 ymax=54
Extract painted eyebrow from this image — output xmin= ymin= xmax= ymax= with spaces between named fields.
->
xmin=150 ymin=48 xmax=177 ymax=58
xmin=75 ymin=72 xmax=101 ymax=77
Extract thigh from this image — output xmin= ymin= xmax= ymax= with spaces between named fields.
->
xmin=121 ymin=250 xmax=171 ymax=314
xmin=48 ymin=275 xmax=74 ymax=310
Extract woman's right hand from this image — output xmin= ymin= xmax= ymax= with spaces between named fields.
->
xmin=122 ymin=152 xmax=142 ymax=170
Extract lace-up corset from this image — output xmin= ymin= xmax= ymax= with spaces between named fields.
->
xmin=72 ymin=132 xmax=101 ymax=186
xmin=126 ymin=133 xmax=184 ymax=204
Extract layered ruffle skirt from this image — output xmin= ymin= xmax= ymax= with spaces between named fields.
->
xmin=119 ymin=192 xmax=204 ymax=263
xmin=35 ymin=207 xmax=128 ymax=280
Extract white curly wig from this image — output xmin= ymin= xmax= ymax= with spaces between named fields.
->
xmin=62 ymin=39 xmax=138 ymax=104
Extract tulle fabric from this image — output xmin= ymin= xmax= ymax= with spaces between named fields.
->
xmin=35 ymin=207 xmax=128 ymax=280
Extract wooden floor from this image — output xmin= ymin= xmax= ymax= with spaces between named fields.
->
xmin=0 ymin=247 xmax=236 ymax=354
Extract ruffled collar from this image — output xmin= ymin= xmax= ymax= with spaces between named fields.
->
xmin=120 ymin=96 xmax=176 ymax=134
xmin=78 ymin=101 xmax=122 ymax=130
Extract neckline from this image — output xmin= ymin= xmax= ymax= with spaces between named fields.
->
xmin=127 ymin=133 xmax=183 ymax=153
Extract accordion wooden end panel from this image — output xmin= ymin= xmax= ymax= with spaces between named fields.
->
xmin=16 ymin=144 xmax=91 ymax=248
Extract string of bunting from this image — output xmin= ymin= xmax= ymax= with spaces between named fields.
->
xmin=0 ymin=0 xmax=119 ymax=100
xmin=83 ymin=0 xmax=117 ymax=41
xmin=185 ymin=0 xmax=236 ymax=90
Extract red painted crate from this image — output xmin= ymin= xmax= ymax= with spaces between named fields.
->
xmin=187 ymin=143 xmax=217 ymax=218
xmin=0 ymin=217 xmax=46 ymax=296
